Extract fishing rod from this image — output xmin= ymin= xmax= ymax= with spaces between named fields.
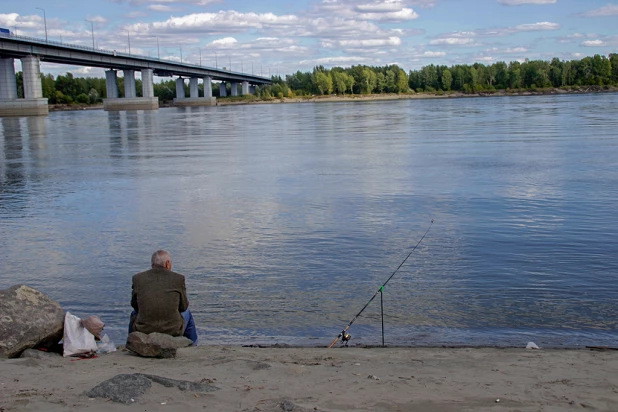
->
xmin=328 ymin=219 xmax=434 ymax=348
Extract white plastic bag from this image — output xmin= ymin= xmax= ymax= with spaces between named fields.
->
xmin=63 ymin=312 xmax=98 ymax=357
xmin=97 ymin=334 xmax=117 ymax=354
xmin=526 ymin=341 xmax=540 ymax=350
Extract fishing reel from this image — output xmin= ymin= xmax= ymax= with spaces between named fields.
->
xmin=340 ymin=331 xmax=351 ymax=347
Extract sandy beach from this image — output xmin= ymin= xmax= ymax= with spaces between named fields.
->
xmin=1 ymin=346 xmax=616 ymax=411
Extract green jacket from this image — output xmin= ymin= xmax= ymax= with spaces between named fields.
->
xmin=131 ymin=267 xmax=189 ymax=337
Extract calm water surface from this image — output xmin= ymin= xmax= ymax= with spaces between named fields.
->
xmin=1 ymin=94 xmax=617 ymax=347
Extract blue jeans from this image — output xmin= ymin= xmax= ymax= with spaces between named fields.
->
xmin=129 ymin=310 xmax=198 ymax=345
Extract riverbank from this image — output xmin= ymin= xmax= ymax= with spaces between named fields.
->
xmin=215 ymin=85 xmax=618 ymax=106
xmin=45 ymin=85 xmax=618 ymax=111
xmin=1 ymin=346 xmax=616 ymax=411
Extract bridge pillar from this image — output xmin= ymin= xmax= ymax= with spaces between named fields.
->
xmin=190 ymin=78 xmax=199 ymax=98
xmin=105 ymin=70 xmax=119 ymax=98
xmin=103 ymin=69 xmax=158 ymax=111
xmin=242 ymin=81 xmax=249 ymax=95
xmin=124 ymin=70 xmax=136 ymax=98
xmin=0 ymin=57 xmax=48 ymax=117
xmin=230 ymin=82 xmax=239 ymax=97
xmin=22 ymin=56 xmax=43 ymax=99
xmin=219 ymin=82 xmax=227 ymax=97
xmin=203 ymin=76 xmax=212 ymax=98
xmin=176 ymin=78 xmax=185 ymax=99
xmin=142 ymin=69 xmax=154 ymax=98
xmin=173 ymin=76 xmax=216 ymax=107
xmin=0 ymin=58 xmax=18 ymax=100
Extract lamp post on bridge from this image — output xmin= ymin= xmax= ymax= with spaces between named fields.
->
xmin=127 ymin=31 xmax=131 ymax=54
xmin=85 ymin=19 xmax=95 ymax=50
xmin=36 ymin=7 xmax=48 ymax=42
xmin=156 ymin=37 xmax=160 ymax=59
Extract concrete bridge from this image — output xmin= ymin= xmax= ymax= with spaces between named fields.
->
xmin=0 ymin=33 xmax=271 ymax=116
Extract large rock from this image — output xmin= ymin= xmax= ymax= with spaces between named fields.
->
xmin=126 ymin=331 xmax=193 ymax=358
xmin=86 ymin=373 xmax=219 ymax=404
xmin=0 ymin=285 xmax=65 ymax=358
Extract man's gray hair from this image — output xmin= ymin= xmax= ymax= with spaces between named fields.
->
xmin=151 ymin=250 xmax=172 ymax=268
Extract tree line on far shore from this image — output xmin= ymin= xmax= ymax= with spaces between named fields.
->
xmin=259 ymin=53 xmax=618 ymax=98
xmin=13 ymin=53 xmax=618 ymax=104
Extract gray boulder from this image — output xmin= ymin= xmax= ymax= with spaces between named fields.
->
xmin=86 ymin=373 xmax=219 ymax=404
xmin=126 ymin=331 xmax=193 ymax=358
xmin=86 ymin=374 xmax=152 ymax=404
xmin=0 ymin=285 xmax=65 ymax=358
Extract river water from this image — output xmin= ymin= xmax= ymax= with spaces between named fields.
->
xmin=1 ymin=93 xmax=617 ymax=348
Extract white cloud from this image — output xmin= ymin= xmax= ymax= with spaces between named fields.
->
xmin=431 ymin=21 xmax=561 ymax=47
xmin=557 ymin=32 xmax=598 ymax=44
xmin=88 ymin=16 xmax=109 ymax=24
xmin=335 ymin=36 xmax=402 ymax=47
xmin=580 ymin=4 xmax=618 ymax=17
xmin=420 ymin=51 xmax=446 ymax=57
xmin=580 ymin=39 xmax=607 ymax=47
xmin=314 ymin=0 xmax=420 ymax=22
xmin=486 ymin=46 xmax=529 ymax=53
xmin=514 ymin=22 xmax=560 ymax=31
xmin=208 ymin=37 xmax=238 ymax=47
xmin=148 ymin=5 xmax=179 ymax=12
xmin=299 ymin=55 xmax=372 ymax=66
xmin=498 ymin=0 xmax=556 ymax=5
xmin=124 ymin=11 xmax=300 ymax=36
xmin=430 ymin=37 xmax=479 ymax=46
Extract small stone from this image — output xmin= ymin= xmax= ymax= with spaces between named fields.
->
xmin=495 ymin=399 xmax=500 ymax=403
xmin=126 ymin=332 xmax=193 ymax=358
xmin=367 ymin=375 xmax=380 ymax=380
xmin=253 ymin=362 xmax=272 ymax=370
xmin=281 ymin=399 xmax=296 ymax=411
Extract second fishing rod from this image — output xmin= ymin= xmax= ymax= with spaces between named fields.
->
xmin=328 ymin=219 xmax=434 ymax=348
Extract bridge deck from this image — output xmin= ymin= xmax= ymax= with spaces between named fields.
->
xmin=0 ymin=34 xmax=271 ymax=84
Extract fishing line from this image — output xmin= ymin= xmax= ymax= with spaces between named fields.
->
xmin=328 ymin=219 xmax=434 ymax=348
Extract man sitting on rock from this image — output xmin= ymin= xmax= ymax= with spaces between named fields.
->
xmin=129 ymin=250 xmax=198 ymax=345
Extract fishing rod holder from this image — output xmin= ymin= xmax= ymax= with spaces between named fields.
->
xmin=340 ymin=331 xmax=351 ymax=346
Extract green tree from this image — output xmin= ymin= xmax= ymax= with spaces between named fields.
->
xmin=395 ymin=68 xmax=408 ymax=93
xmin=494 ymin=62 xmax=508 ymax=89
xmin=41 ymin=74 xmax=56 ymax=100
xmin=385 ymin=70 xmax=396 ymax=92
xmin=508 ymin=62 xmax=521 ymax=88
xmin=88 ymin=88 xmax=100 ymax=104
xmin=441 ymin=69 xmax=452 ymax=91
xmin=376 ymin=72 xmax=386 ymax=93
xmin=468 ymin=67 xmax=478 ymax=91
xmin=314 ymin=71 xmax=333 ymax=95
xmin=344 ymin=73 xmax=355 ymax=94
xmin=16 ymin=72 xmax=23 ymax=98
xmin=549 ymin=58 xmax=564 ymax=87
xmin=332 ymin=71 xmax=347 ymax=95
xmin=610 ymin=54 xmax=618 ymax=84
xmin=75 ymin=93 xmax=89 ymax=104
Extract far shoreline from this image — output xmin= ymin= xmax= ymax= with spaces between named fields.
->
xmin=47 ymin=85 xmax=618 ymax=112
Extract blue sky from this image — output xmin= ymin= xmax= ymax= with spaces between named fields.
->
xmin=1 ymin=0 xmax=617 ymax=78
